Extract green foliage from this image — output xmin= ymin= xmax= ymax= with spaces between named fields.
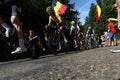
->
xmin=19 ymin=0 xmax=79 ymax=29
xmin=83 ymin=3 xmax=96 ymax=35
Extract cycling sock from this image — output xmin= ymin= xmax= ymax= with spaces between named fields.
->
xmin=19 ymin=39 xmax=25 ymax=47
xmin=63 ymin=36 xmax=67 ymax=43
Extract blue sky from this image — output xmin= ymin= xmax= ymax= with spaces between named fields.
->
xmin=70 ymin=0 xmax=96 ymax=25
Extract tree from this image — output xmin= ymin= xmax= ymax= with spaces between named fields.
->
xmin=83 ymin=3 xmax=96 ymax=34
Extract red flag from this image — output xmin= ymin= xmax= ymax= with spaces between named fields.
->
xmin=54 ymin=1 xmax=67 ymax=15
xmin=96 ymin=0 xmax=102 ymax=23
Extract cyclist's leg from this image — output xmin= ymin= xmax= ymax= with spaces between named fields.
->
xmin=57 ymin=34 xmax=61 ymax=51
xmin=91 ymin=34 xmax=96 ymax=48
xmin=88 ymin=36 xmax=92 ymax=48
xmin=59 ymin=26 xmax=67 ymax=43
xmin=11 ymin=4 xmax=27 ymax=54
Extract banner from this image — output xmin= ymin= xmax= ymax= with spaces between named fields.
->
xmin=96 ymin=0 xmax=102 ymax=23
xmin=54 ymin=1 xmax=67 ymax=15
xmin=107 ymin=18 xmax=118 ymax=22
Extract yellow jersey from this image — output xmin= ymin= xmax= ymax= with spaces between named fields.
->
xmin=49 ymin=13 xmax=61 ymax=23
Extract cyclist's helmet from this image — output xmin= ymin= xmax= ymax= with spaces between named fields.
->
xmin=88 ymin=26 xmax=92 ymax=30
xmin=71 ymin=20 xmax=75 ymax=25
xmin=46 ymin=6 xmax=53 ymax=13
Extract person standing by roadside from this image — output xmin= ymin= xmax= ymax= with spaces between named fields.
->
xmin=106 ymin=20 xmax=117 ymax=46
xmin=103 ymin=30 xmax=109 ymax=47
xmin=110 ymin=0 xmax=120 ymax=52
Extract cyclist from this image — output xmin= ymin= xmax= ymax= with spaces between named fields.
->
xmin=86 ymin=26 xmax=95 ymax=48
xmin=0 ymin=0 xmax=27 ymax=54
xmin=45 ymin=6 xmax=67 ymax=52
xmin=70 ymin=20 xmax=80 ymax=48
xmin=86 ymin=26 xmax=95 ymax=39
xmin=77 ymin=31 xmax=86 ymax=49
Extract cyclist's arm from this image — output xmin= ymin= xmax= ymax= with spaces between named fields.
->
xmin=58 ymin=18 xmax=62 ymax=24
xmin=81 ymin=32 xmax=84 ymax=38
xmin=86 ymin=30 xmax=89 ymax=37
xmin=46 ymin=16 xmax=52 ymax=27
xmin=92 ymin=29 xmax=95 ymax=34
xmin=70 ymin=26 xmax=73 ymax=36
xmin=77 ymin=25 xmax=80 ymax=34
xmin=57 ymin=14 xmax=63 ymax=24
xmin=57 ymin=15 xmax=64 ymax=30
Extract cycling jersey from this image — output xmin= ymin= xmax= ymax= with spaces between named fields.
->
xmin=88 ymin=29 xmax=93 ymax=34
xmin=87 ymin=29 xmax=94 ymax=37
xmin=70 ymin=24 xmax=80 ymax=36
xmin=49 ymin=13 xmax=61 ymax=23
xmin=70 ymin=25 xmax=78 ymax=32
xmin=86 ymin=28 xmax=94 ymax=40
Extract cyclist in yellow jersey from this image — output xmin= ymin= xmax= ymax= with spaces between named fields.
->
xmin=46 ymin=6 xmax=62 ymax=28
xmin=49 ymin=12 xmax=61 ymax=23
xmin=46 ymin=6 xmax=67 ymax=43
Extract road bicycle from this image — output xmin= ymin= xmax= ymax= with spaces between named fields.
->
xmin=86 ymin=35 xmax=96 ymax=49
xmin=45 ymin=23 xmax=69 ymax=55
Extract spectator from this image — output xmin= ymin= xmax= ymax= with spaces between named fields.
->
xmin=97 ymin=35 xmax=103 ymax=47
xmin=103 ymin=30 xmax=109 ymax=47
xmin=106 ymin=20 xmax=117 ymax=46
xmin=29 ymin=29 xmax=44 ymax=50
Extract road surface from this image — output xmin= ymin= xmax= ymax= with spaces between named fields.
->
xmin=0 ymin=46 xmax=120 ymax=80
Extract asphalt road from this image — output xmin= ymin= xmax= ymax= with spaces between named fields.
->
xmin=0 ymin=46 xmax=120 ymax=80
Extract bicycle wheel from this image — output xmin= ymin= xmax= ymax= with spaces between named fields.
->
xmin=48 ymin=32 xmax=58 ymax=55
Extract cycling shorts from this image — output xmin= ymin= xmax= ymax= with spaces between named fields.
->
xmin=0 ymin=2 xmax=21 ymax=19
xmin=87 ymin=34 xmax=94 ymax=38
